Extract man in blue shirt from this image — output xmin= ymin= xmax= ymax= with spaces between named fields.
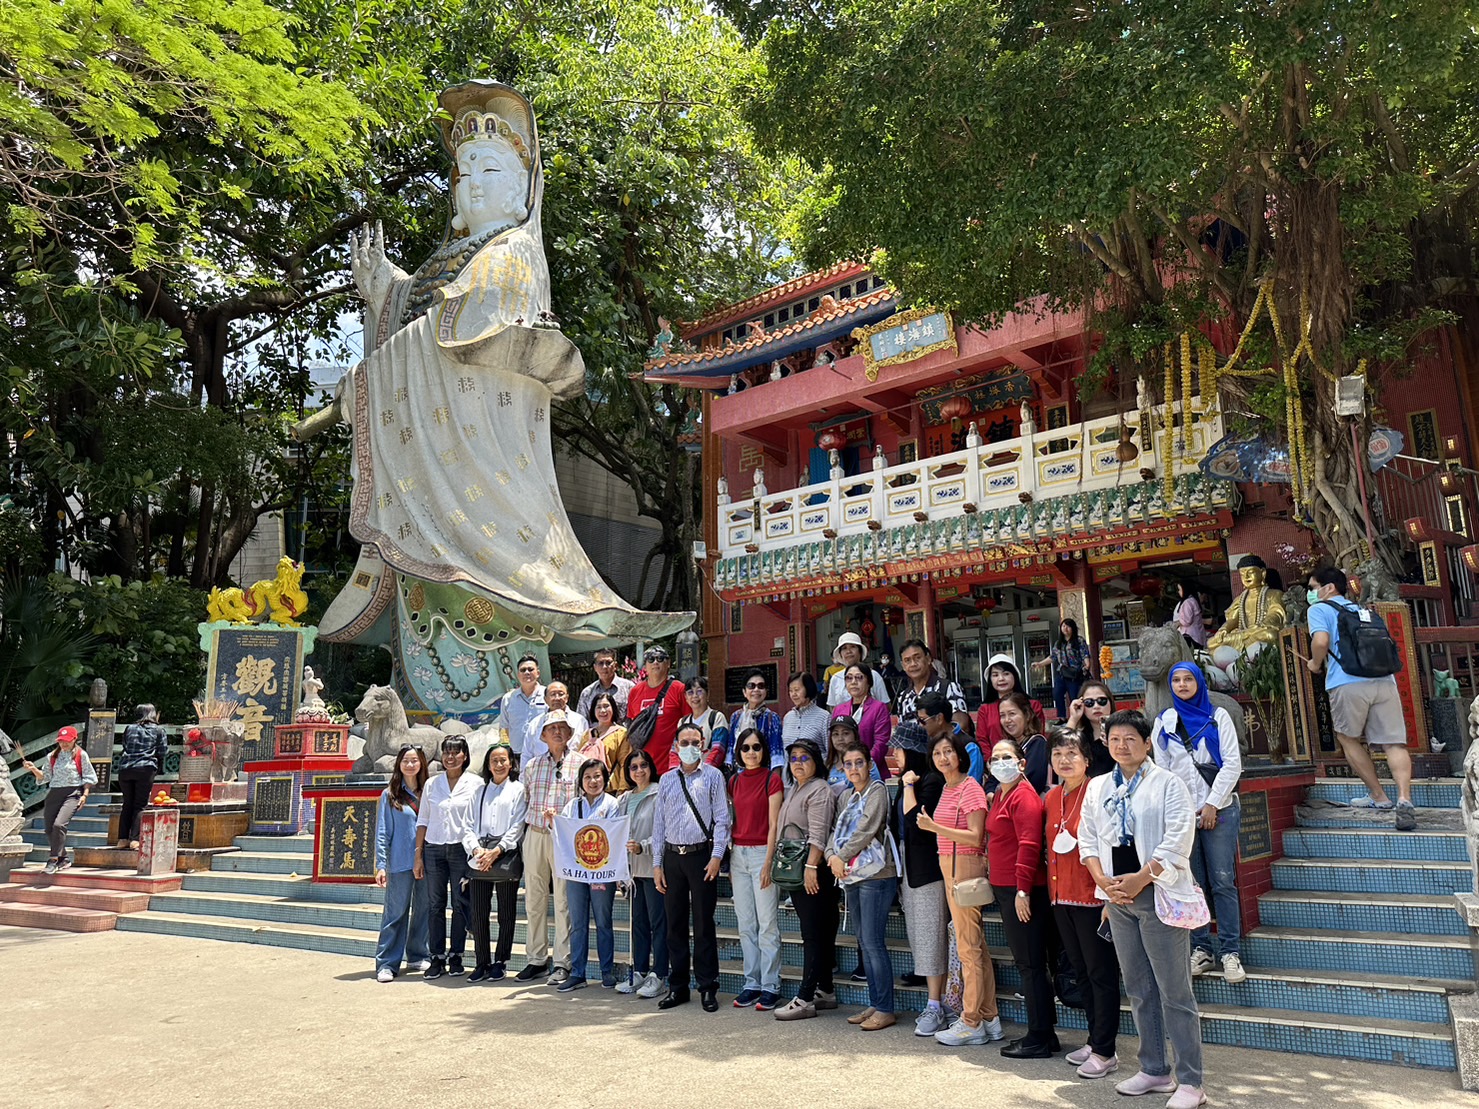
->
xmin=496 ymin=653 xmax=545 ymax=766
xmin=1306 ymin=566 xmax=1415 ymax=830
xmin=652 ymin=721 xmax=731 ymax=1012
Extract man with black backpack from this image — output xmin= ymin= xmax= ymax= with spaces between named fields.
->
xmin=1306 ymin=566 xmax=1416 ymax=831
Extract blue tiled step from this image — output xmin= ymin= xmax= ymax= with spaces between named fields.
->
xmin=1271 ymin=858 xmax=1471 ymax=895
xmin=145 ymin=891 xmax=385 ymax=931
xmin=1241 ymin=927 xmax=1474 ymax=980
xmin=1190 ymin=965 xmax=1460 ymax=1025
xmin=27 ymin=816 xmax=109 ymax=833
xmin=208 ymin=851 xmax=315 ymax=875
xmin=1197 ymin=1004 xmax=1454 ymax=1070
xmin=1307 ymin=780 xmax=1460 ymax=809
xmin=181 ymin=871 xmax=387 ymax=904
xmin=21 ymin=829 xmax=108 ymax=848
xmin=232 ymin=835 xmax=317 ymax=854
xmin=116 ymin=910 xmax=373 ymax=957
xmin=1257 ymin=890 xmax=1466 ymax=937
xmin=1294 ymin=808 xmax=1458 ymax=830
xmin=1281 ymin=828 xmax=1468 ymax=862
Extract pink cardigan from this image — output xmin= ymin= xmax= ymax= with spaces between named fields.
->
xmin=830 ymin=697 xmax=893 ymax=778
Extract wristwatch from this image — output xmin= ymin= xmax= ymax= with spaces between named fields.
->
xmin=1016 ymin=891 xmax=1028 ymax=899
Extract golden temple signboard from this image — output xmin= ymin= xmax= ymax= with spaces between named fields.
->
xmin=854 ymin=308 xmax=956 ymax=382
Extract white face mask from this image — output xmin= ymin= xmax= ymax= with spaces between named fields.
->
xmin=989 ymin=759 xmax=1021 ymax=784
xmin=1052 ymin=828 xmax=1077 ymax=854
xmin=677 ymin=745 xmax=702 ymax=768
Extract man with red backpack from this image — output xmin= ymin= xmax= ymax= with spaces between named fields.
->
xmin=1306 ymin=566 xmax=1415 ymax=831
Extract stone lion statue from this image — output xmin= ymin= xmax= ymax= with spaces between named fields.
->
xmin=1138 ymin=624 xmax=1250 ymax=753
xmin=352 ymin=684 xmax=497 ymax=778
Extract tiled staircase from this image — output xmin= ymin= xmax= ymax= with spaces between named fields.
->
xmin=108 ymin=777 xmax=1474 ymax=1072
xmin=1231 ymin=777 xmax=1472 ymax=1070
xmin=18 ymin=791 xmax=116 ymax=864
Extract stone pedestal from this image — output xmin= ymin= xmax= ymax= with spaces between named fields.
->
xmin=0 ymin=839 xmax=28 ymax=882
xmin=242 ymin=758 xmax=350 ymax=835
xmin=137 ymin=808 xmax=180 ymax=876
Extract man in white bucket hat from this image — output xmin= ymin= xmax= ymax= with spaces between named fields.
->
xmin=825 ymin=631 xmax=892 ymax=709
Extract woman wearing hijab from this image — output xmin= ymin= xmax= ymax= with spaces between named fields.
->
xmin=975 ymin=654 xmax=1044 ymax=747
xmin=1149 ymin=662 xmax=1245 ymax=984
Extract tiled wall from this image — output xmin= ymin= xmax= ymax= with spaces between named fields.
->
xmin=1237 ymin=768 xmax=1317 ymax=936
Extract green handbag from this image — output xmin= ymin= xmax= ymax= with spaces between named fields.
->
xmin=769 ymin=836 xmax=810 ymax=891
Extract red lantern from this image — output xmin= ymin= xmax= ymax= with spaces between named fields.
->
xmin=816 ymin=427 xmax=846 ymax=452
xmin=1130 ymin=574 xmax=1163 ymax=598
xmin=941 ymin=395 xmax=972 ymax=429
xmin=860 ymin=618 xmax=877 ymax=641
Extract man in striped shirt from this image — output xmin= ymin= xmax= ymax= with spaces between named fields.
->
xmin=516 ymin=711 xmax=584 ymax=985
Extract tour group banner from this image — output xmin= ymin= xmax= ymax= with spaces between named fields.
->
xmin=552 ymin=812 xmax=631 ymax=884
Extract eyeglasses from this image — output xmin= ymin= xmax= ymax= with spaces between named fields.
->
xmin=788 ymin=754 xmax=813 ymax=764
xmin=842 ymin=759 xmax=869 ymax=770
xmin=676 ymin=739 xmax=703 ymax=748
xmin=1082 ymin=697 xmax=1111 ymax=707
xmin=739 ymin=743 xmax=764 ymax=754
xmin=745 ymin=683 xmax=766 ymax=691
xmin=595 ymin=659 xmax=615 ymax=667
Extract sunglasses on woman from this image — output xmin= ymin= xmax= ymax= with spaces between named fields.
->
xmin=739 ymin=743 xmax=764 ymax=754
xmin=1082 ymin=696 xmax=1111 ymax=707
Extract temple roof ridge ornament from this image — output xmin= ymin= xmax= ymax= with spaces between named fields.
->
xmin=641 ymin=286 xmax=896 ymax=377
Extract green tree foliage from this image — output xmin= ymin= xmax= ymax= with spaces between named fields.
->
xmin=2 ymin=0 xmax=796 ymax=617
xmin=731 ymin=0 xmax=1479 ymax=566
xmin=46 ymin=574 xmax=207 ymax=722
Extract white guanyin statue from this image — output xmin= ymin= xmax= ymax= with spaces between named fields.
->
xmin=309 ymin=80 xmax=691 ymax=716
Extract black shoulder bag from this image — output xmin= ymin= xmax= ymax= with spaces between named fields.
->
xmin=470 ymin=781 xmax=524 ymax=882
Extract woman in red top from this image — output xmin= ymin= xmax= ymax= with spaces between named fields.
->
xmin=986 ymin=737 xmax=1058 ymax=1059
xmin=1046 ymin=728 xmax=1121 ymax=1079
xmin=975 ymin=654 xmax=1045 ymax=747
xmin=829 ymin=663 xmax=892 ymax=779
xmin=727 ymin=727 xmax=784 ymax=1010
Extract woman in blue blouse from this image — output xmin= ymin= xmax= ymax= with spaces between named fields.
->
xmin=728 ymin=669 xmax=784 ymax=769
xmin=374 ymin=744 xmax=431 ymax=983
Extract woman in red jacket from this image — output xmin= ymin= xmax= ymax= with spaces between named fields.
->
xmin=1046 ymin=727 xmax=1121 ymax=1079
xmin=987 ymin=737 xmax=1058 ymax=1059
xmin=975 ymin=654 xmax=1044 ymax=747
xmin=829 ymin=664 xmax=892 ymax=779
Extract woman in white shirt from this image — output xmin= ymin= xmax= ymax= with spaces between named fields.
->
xmin=414 ymin=736 xmax=481 ymax=980
xmin=463 ymin=743 xmax=528 ymax=982
xmin=1079 ymin=710 xmax=1204 ymax=1109
xmin=558 ymin=759 xmax=623 ymax=991
xmin=1149 ymin=662 xmax=1245 ymax=984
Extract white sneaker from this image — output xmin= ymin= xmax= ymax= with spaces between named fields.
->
xmin=376 ymin=967 xmax=395 ymax=983
xmin=983 ymin=1016 xmax=1005 ymax=1041
xmin=914 ymin=1006 xmax=950 ymax=1036
xmin=935 ymin=1018 xmax=989 ymax=1046
xmin=1066 ymin=1045 xmax=1094 ymax=1066
xmin=615 ymin=970 xmax=638 ymax=995
xmin=1221 ymin=953 xmax=1247 ymax=983
xmin=1189 ymin=949 xmax=1216 ymax=976
xmin=636 ymin=972 xmax=663 ymax=999
xmin=409 ymin=959 xmax=431 ymax=972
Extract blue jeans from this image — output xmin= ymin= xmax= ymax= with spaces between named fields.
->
xmin=730 ymin=844 xmax=782 ymax=992
xmin=1109 ymin=887 xmax=1203 ymax=1087
xmin=1190 ymin=795 xmax=1242 ymax=957
xmin=845 ymin=876 xmax=898 ymax=1014
xmin=424 ymin=842 xmax=471 ymax=958
xmin=630 ymin=876 xmax=669 ymax=977
xmin=566 ymin=880 xmax=616 ymax=981
xmin=375 ymin=868 xmax=430 ymax=973
xmin=1053 ymin=672 xmax=1084 ymax=720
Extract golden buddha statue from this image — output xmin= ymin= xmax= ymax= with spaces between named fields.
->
xmin=1208 ymin=555 xmax=1288 ymax=671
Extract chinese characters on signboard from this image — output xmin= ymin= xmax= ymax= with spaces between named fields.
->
xmin=206 ymin=628 xmax=305 ymax=761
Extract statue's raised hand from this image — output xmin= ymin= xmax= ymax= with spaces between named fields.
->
xmin=348 ymin=221 xmax=405 ymax=309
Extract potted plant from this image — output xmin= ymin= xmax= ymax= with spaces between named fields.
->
xmin=1238 ymin=645 xmax=1288 ymax=763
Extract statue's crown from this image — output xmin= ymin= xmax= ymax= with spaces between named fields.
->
xmin=451 ymin=109 xmax=534 ymax=168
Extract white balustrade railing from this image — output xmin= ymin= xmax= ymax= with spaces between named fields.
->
xmin=717 ymin=402 xmax=1223 ymax=559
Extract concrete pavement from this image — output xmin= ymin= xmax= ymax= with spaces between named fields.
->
xmin=4 ymin=928 xmax=1474 ymax=1109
